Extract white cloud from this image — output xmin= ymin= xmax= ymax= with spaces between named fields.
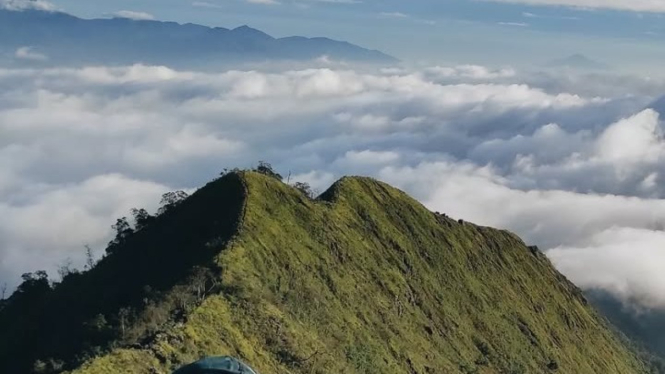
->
xmin=1 ymin=62 xmax=665 ymax=314
xmin=377 ymin=11 xmax=436 ymax=25
xmin=549 ymin=227 xmax=665 ymax=309
xmin=498 ymin=22 xmax=530 ymax=27
xmin=483 ymin=0 xmax=665 ymax=13
xmin=307 ymin=0 xmax=361 ymax=3
xmin=14 ymin=46 xmax=48 ymax=61
xmin=246 ymin=0 xmax=280 ymax=5
xmin=0 ymin=174 xmax=168 ymax=288
xmin=379 ymin=12 xmax=409 ymax=18
xmin=0 ymin=0 xmax=55 ymax=11
xmin=594 ymin=109 xmax=663 ymax=166
xmin=112 ymin=10 xmax=155 ymax=21
xmin=521 ymin=11 xmax=580 ymax=20
xmin=192 ymin=1 xmax=223 ymax=9
xmin=426 ymin=65 xmax=517 ymax=80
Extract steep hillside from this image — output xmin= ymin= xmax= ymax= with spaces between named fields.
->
xmin=0 ymin=171 xmax=654 ymax=373
xmin=0 ymin=173 xmax=247 ymax=373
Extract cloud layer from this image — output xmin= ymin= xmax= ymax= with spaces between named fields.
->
xmin=483 ymin=0 xmax=665 ymax=13
xmin=1 ymin=63 xmax=665 ymax=311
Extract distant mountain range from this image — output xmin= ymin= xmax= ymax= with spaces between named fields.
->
xmin=0 ymin=9 xmax=397 ymax=67
xmin=546 ymin=54 xmax=609 ymax=70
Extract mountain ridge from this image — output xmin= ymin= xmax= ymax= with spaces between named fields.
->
xmin=545 ymin=54 xmax=609 ymax=70
xmin=0 ymin=9 xmax=397 ymax=67
xmin=0 ymin=170 xmax=657 ymax=373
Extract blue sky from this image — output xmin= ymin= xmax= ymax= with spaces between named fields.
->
xmin=22 ymin=0 xmax=665 ymax=70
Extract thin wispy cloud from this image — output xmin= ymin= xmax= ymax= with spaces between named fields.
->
xmin=246 ymin=0 xmax=280 ymax=5
xmin=14 ymin=46 xmax=48 ymax=61
xmin=379 ymin=12 xmax=409 ymax=19
xmin=498 ymin=21 xmax=529 ymax=27
xmin=378 ymin=11 xmax=436 ymax=25
xmin=112 ymin=10 xmax=155 ymax=21
xmin=522 ymin=11 xmax=580 ymax=20
xmin=310 ymin=0 xmax=361 ymax=3
xmin=192 ymin=1 xmax=224 ymax=9
xmin=484 ymin=0 xmax=665 ymax=14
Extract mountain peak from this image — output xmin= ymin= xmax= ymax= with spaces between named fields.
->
xmin=230 ymin=25 xmax=274 ymax=40
xmin=233 ymin=24 xmax=253 ymax=31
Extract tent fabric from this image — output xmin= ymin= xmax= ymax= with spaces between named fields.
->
xmin=172 ymin=356 xmax=258 ymax=374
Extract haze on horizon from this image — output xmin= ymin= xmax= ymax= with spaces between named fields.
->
xmin=5 ymin=0 xmax=665 ymax=73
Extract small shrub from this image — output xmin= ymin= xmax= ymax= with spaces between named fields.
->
xmin=254 ymin=161 xmax=283 ymax=180
xmin=294 ymin=182 xmax=315 ymax=198
xmin=475 ymin=356 xmax=489 ymax=366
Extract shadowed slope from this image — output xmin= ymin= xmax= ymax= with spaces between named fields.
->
xmin=69 ymin=172 xmax=650 ymax=374
xmin=0 ymin=173 xmax=248 ymax=373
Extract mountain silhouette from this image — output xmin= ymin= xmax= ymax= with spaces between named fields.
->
xmin=0 ymin=9 xmax=397 ymax=68
xmin=546 ymin=54 xmax=609 ymax=70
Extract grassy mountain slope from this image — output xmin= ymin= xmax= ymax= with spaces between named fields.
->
xmin=60 ymin=172 xmax=651 ymax=374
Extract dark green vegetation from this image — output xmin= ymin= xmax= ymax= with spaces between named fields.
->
xmin=0 ymin=167 xmax=657 ymax=373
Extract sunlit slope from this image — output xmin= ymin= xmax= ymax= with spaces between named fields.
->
xmin=68 ymin=172 xmax=650 ymax=374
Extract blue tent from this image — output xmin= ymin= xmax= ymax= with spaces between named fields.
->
xmin=173 ymin=356 xmax=258 ymax=374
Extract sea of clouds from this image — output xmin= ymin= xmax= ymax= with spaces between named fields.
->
xmin=2 ymin=62 xmax=665 ymax=310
